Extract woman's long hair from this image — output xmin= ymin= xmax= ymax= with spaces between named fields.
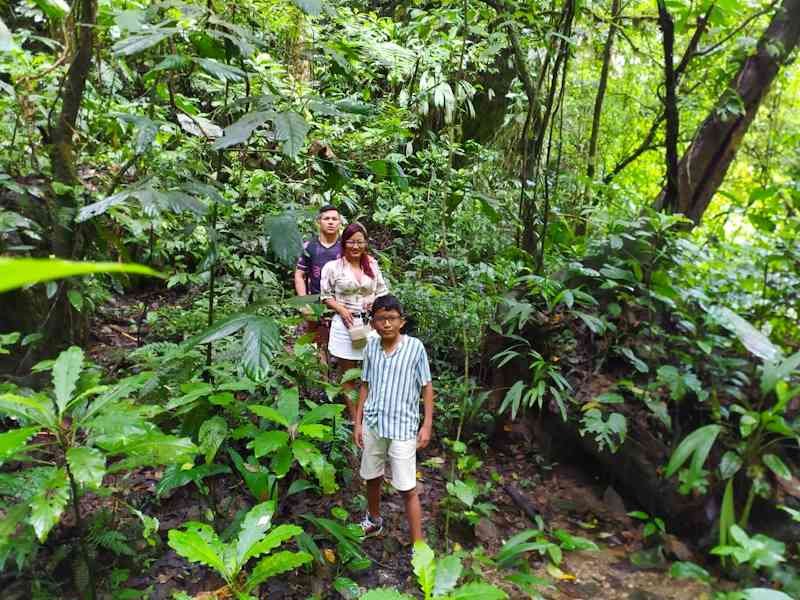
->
xmin=341 ymin=222 xmax=375 ymax=279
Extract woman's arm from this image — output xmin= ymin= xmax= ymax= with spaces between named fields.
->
xmin=373 ymin=260 xmax=388 ymax=298
xmin=324 ymin=298 xmax=353 ymax=327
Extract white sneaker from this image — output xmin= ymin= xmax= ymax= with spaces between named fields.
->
xmin=360 ymin=514 xmax=383 ymax=538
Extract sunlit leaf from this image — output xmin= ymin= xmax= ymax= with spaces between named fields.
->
xmin=52 ymin=346 xmax=83 ymax=416
xmin=0 ymin=427 xmax=39 ymax=465
xmin=270 ymin=111 xmax=309 ymax=158
xmin=0 ymin=258 xmax=163 ymax=293
xmin=210 ymin=111 xmax=271 ymax=150
xmin=29 ymin=467 xmax=69 ymax=542
xmin=264 ymin=211 xmax=303 ymax=267
xmin=241 ymin=316 xmax=281 ymax=381
xmin=32 ymin=0 xmax=70 ymax=19
xmin=66 ymin=447 xmax=106 ymax=489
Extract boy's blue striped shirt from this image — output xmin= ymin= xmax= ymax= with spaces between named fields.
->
xmin=361 ymin=335 xmax=432 ymax=441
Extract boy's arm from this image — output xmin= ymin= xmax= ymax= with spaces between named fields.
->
xmin=417 ymin=382 xmax=434 ymax=449
xmin=353 ymin=382 xmax=369 ymax=449
xmin=293 ymin=268 xmax=307 ymax=296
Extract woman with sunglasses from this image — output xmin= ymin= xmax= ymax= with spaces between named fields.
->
xmin=320 ymin=222 xmax=388 ymax=421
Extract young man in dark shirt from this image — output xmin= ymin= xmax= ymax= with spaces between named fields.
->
xmin=294 ymin=205 xmax=342 ymax=360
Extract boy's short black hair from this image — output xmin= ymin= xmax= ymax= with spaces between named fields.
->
xmin=371 ymin=294 xmax=404 ymax=317
xmin=318 ymin=204 xmax=338 ymax=216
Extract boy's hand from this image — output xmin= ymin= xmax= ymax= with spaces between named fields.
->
xmin=353 ymin=423 xmax=364 ymax=449
xmin=417 ymin=423 xmax=432 ymax=449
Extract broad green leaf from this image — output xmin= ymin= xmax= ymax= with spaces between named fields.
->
xmin=250 ymin=430 xmax=290 ymax=458
xmin=32 ymin=0 xmax=70 ymax=19
xmin=300 ymin=403 xmax=343 ymax=425
xmin=264 ymin=211 xmax=303 ymax=267
xmin=713 ymin=307 xmax=780 ymax=362
xmin=236 ymin=501 xmax=276 ymax=566
xmin=78 ymin=372 xmax=154 ymax=426
xmin=198 ymin=416 xmax=228 ymax=464
xmin=575 ymin=311 xmax=607 ymax=334
xmin=210 ymin=111 xmax=271 ymax=150
xmin=446 ymin=479 xmax=477 ymax=507
xmin=0 ymin=393 xmax=56 ymax=428
xmin=229 ymin=448 xmax=272 ymax=501
xmin=360 ymin=590 xmax=414 ymax=600
xmin=250 ymin=405 xmax=290 ymax=428
xmin=277 ymin=387 xmax=300 ymax=425
xmin=309 ymin=452 xmax=338 ymax=494
xmin=145 ymin=54 xmax=192 ymax=78
xmin=411 ymin=541 xmax=436 ymax=598
xmin=29 ymin=467 xmax=69 ymax=542
xmin=244 ymin=550 xmax=312 ymax=592
xmin=665 ymin=425 xmax=721 ymax=478
xmin=719 ymin=451 xmax=743 ymax=479
xmin=0 ymin=427 xmax=39 ymax=465
xmin=175 ymin=313 xmax=254 ymax=357
xmin=619 ymin=347 xmax=649 ymax=373
xmin=270 ymin=444 xmax=293 ymax=477
xmin=287 ymin=479 xmax=314 ymax=496
xmin=270 ymin=111 xmax=309 ymax=158
xmin=297 ymin=423 xmax=330 ymax=439
xmin=499 ymin=380 xmax=525 ymax=420
xmin=113 ymin=29 xmax=177 ymax=56
xmin=66 ymin=289 xmax=83 ymax=311
xmin=108 ymin=433 xmax=197 ymax=472
xmin=164 ymin=382 xmax=214 ymax=412
xmin=669 ymin=561 xmax=711 ymax=582
xmin=432 ymin=554 xmax=462 ymax=596
xmin=292 ymin=438 xmax=320 ymax=468
xmin=177 ymin=112 xmax=223 ymax=138
xmin=763 ymin=454 xmax=791 ymax=480
xmin=194 ymin=57 xmax=245 ymax=82
xmin=0 ymin=258 xmax=162 ymax=293
xmin=168 ymin=522 xmax=229 ymax=581
xmin=720 ymin=481 xmax=735 ymax=549
xmin=53 ymin=346 xmax=83 ymax=416
xmin=242 ymin=316 xmax=281 ymax=381
xmin=333 ymin=577 xmax=361 ymax=600
xmin=448 ymin=583 xmax=508 ymax=600
xmin=116 ymin=114 xmax=159 ymax=154
xmin=156 ymin=463 xmax=230 ymax=497
xmin=761 ymin=350 xmax=800 ymax=395
xmin=76 ymin=184 xmax=142 ymax=222
xmin=66 ymin=447 xmax=106 ymax=489
xmin=243 ymin=523 xmax=302 ymax=563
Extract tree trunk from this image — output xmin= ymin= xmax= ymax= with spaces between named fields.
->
xmin=654 ymin=0 xmax=800 ymax=224
xmin=656 ymin=0 xmax=680 ymax=213
xmin=7 ymin=0 xmax=98 ymax=372
xmin=461 ymin=47 xmax=516 ymax=145
xmin=586 ymin=0 xmax=621 ymax=184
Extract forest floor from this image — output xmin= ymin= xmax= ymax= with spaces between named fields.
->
xmin=82 ymin=293 xmax=724 ymax=599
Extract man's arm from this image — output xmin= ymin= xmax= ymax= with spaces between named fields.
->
xmin=294 ymin=269 xmax=307 ymax=296
xmin=353 ymin=382 xmax=369 ymax=448
xmin=417 ymin=382 xmax=434 ymax=449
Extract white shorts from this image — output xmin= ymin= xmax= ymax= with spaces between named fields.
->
xmin=328 ymin=314 xmax=378 ymax=361
xmin=359 ymin=426 xmax=417 ymax=492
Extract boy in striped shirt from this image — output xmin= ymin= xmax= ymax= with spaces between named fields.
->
xmin=353 ymin=295 xmax=434 ymax=543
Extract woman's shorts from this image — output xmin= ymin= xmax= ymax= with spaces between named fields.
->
xmin=359 ymin=426 xmax=417 ymax=492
